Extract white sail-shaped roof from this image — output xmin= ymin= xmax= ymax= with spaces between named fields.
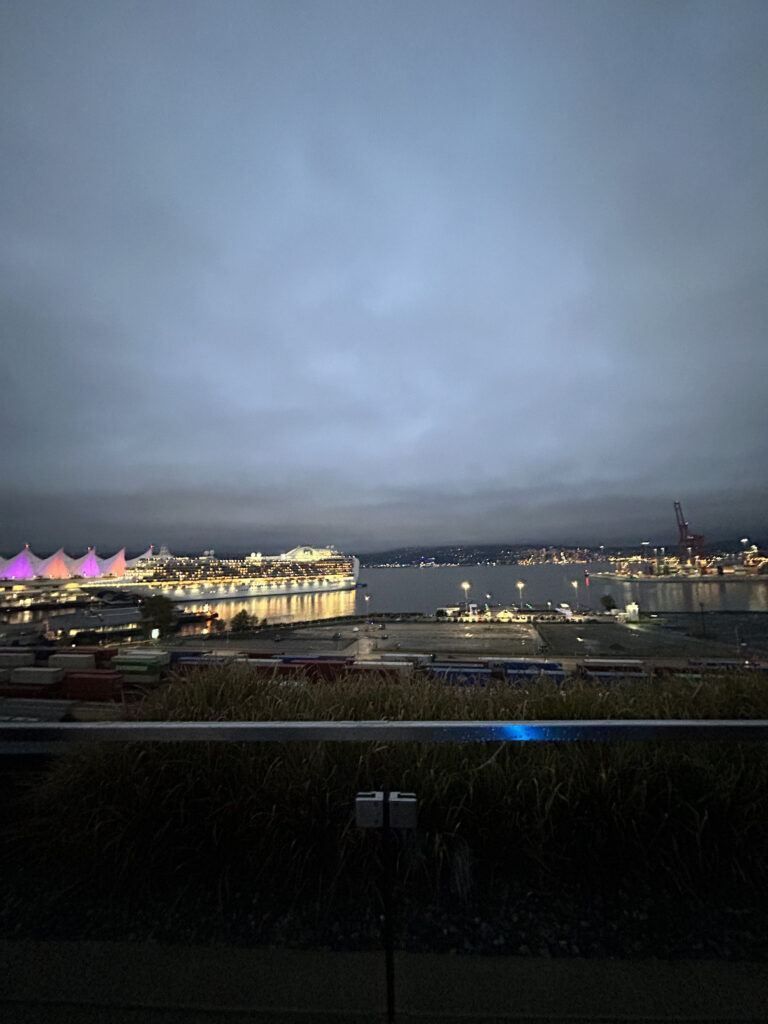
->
xmin=59 ymin=551 xmax=81 ymax=574
xmin=125 ymin=546 xmax=154 ymax=568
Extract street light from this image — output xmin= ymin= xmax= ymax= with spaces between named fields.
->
xmin=516 ymin=580 xmax=525 ymax=608
xmin=461 ymin=581 xmax=470 ymax=614
xmin=571 ymin=579 xmax=578 ymax=609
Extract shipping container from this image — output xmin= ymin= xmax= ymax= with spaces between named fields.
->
xmin=11 ymin=666 xmax=64 ymax=683
xmin=0 ymin=650 xmax=35 ymax=667
xmin=62 ymin=672 xmax=123 ymax=701
xmin=49 ymin=653 xmax=96 ymax=670
xmin=0 ymin=683 xmax=60 ymax=699
xmin=125 ymin=649 xmax=171 ymax=666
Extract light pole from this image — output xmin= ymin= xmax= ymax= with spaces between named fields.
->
xmin=461 ymin=581 xmax=470 ymax=616
xmin=364 ymin=593 xmax=371 ymax=629
xmin=516 ymin=580 xmax=525 ymax=609
xmin=571 ymin=579 xmax=578 ymax=610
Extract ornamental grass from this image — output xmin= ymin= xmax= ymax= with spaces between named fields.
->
xmin=9 ymin=668 xmax=768 ymax=929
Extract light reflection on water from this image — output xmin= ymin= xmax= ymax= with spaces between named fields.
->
xmin=179 ymin=588 xmax=357 ymax=630
xmin=356 ymin=566 xmax=768 ymax=616
xmin=179 ymin=565 xmax=768 ymax=626
xmin=609 ymin=577 xmax=768 ymax=613
xmin=5 ymin=567 xmax=766 ymax=630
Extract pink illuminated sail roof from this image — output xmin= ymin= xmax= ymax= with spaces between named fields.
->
xmin=99 ymin=548 xmax=127 ymax=576
xmin=37 ymin=549 xmax=72 ymax=579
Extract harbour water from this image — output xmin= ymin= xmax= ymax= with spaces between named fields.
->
xmin=183 ymin=564 xmax=768 ymax=625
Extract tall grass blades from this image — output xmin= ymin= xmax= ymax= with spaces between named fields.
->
xmin=8 ymin=667 xmax=768 ymax=937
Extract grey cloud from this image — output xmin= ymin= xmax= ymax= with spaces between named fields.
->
xmin=2 ymin=0 xmax=767 ymax=552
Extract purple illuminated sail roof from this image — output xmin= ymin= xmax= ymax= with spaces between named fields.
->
xmin=0 ymin=546 xmax=41 ymax=580
xmin=72 ymin=548 xmax=102 ymax=578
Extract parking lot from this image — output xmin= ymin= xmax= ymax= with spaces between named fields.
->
xmin=171 ymin=620 xmax=543 ymax=658
xmin=170 ymin=613 xmax=759 ymax=661
xmin=360 ymin=621 xmax=543 ymax=657
xmin=536 ymin=620 xmax=740 ymax=659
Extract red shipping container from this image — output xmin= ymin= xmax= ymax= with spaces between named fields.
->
xmin=62 ymin=670 xmax=124 ymax=702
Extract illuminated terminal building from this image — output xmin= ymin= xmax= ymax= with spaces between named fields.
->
xmin=0 ymin=544 xmax=148 ymax=581
xmin=0 ymin=544 xmax=359 ymax=602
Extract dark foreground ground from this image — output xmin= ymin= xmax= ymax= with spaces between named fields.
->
xmin=3 ymin=939 xmax=768 ymax=1023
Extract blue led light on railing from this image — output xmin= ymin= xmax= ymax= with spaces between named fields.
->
xmin=497 ymin=722 xmax=547 ymax=742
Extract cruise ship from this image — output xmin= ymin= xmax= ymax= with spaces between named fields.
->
xmin=115 ymin=545 xmax=360 ymax=602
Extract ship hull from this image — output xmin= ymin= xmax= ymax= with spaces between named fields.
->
xmin=127 ymin=577 xmax=358 ymax=603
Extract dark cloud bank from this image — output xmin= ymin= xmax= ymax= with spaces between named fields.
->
xmin=2 ymin=1 xmax=767 ymax=553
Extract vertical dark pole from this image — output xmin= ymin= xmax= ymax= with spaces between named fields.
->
xmin=382 ymin=790 xmax=395 ymax=1023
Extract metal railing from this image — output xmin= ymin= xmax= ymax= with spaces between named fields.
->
xmin=2 ymin=718 xmax=768 ymax=754
xmin=3 ymin=716 xmax=767 ymax=1023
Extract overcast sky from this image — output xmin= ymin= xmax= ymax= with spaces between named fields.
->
xmin=2 ymin=0 xmax=766 ymax=554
